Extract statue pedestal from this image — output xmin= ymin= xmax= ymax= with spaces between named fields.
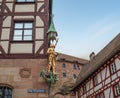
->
xmin=40 ymin=70 xmax=59 ymax=98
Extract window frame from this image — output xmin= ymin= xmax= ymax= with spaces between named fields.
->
xmin=62 ymin=63 xmax=66 ymax=68
xmin=13 ymin=21 xmax=34 ymax=42
xmin=73 ymin=74 xmax=77 ymax=79
xmin=73 ymin=64 xmax=77 ymax=70
xmin=16 ymin=0 xmax=35 ymax=3
xmin=0 ymin=86 xmax=12 ymax=98
xmin=113 ymin=82 xmax=120 ymax=97
xmin=77 ymin=65 xmax=80 ymax=70
xmin=109 ymin=62 xmax=117 ymax=74
xmin=63 ymin=73 xmax=66 ymax=78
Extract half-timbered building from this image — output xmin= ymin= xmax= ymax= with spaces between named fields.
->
xmin=0 ymin=0 xmax=88 ymax=98
xmin=0 ymin=0 xmax=53 ymax=97
xmin=0 ymin=0 xmax=52 ymax=58
xmin=71 ymin=33 xmax=120 ymax=98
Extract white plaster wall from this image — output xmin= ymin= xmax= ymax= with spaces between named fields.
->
xmin=37 ymin=2 xmax=44 ymax=12
xmin=86 ymin=81 xmax=90 ymax=91
xmin=90 ymin=79 xmax=93 ymax=89
xmin=105 ymin=77 xmax=111 ymax=85
xmin=101 ymin=67 xmax=106 ymax=80
xmin=94 ymin=83 xmax=102 ymax=91
xmin=6 ymin=0 xmax=13 ymax=1
xmin=80 ymin=88 xmax=82 ymax=96
xmin=3 ymin=16 xmax=11 ymax=27
xmin=35 ymin=41 xmax=43 ymax=53
xmin=112 ymin=74 xmax=117 ymax=81
xmin=15 ymin=5 xmax=34 ymax=12
xmin=0 ymin=41 xmax=9 ymax=53
xmin=83 ymin=94 xmax=86 ymax=98
xmin=36 ymin=16 xmax=44 ymax=26
xmin=14 ymin=16 xmax=34 ymax=19
xmin=86 ymin=80 xmax=92 ymax=92
xmin=115 ymin=58 xmax=120 ymax=77
xmin=76 ymin=92 xmax=78 ymax=98
xmin=106 ymin=66 xmax=110 ymax=77
xmin=6 ymin=3 xmax=13 ymax=12
xmin=97 ymin=73 xmax=101 ymax=83
xmin=1 ymin=29 xmax=10 ymax=40
xmin=115 ymin=58 xmax=120 ymax=69
xmin=101 ymin=66 xmax=110 ymax=80
xmin=35 ymin=28 xmax=44 ymax=39
xmin=89 ymin=89 xmax=93 ymax=95
xmin=104 ymin=88 xmax=113 ymax=98
xmin=10 ymin=44 xmax=32 ymax=53
xmin=40 ymin=49 xmax=43 ymax=54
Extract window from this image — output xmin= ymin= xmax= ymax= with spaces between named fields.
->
xmin=77 ymin=65 xmax=80 ymax=70
xmin=0 ymin=86 xmax=12 ymax=98
xmin=16 ymin=0 xmax=34 ymax=2
xmin=63 ymin=73 xmax=66 ymax=78
xmin=62 ymin=63 xmax=66 ymax=68
xmin=96 ymin=92 xmax=104 ymax=98
xmin=13 ymin=21 xmax=33 ymax=41
xmin=73 ymin=64 xmax=77 ymax=70
xmin=93 ymin=75 xmax=98 ymax=86
xmin=113 ymin=83 xmax=120 ymax=97
xmin=110 ymin=62 xmax=117 ymax=74
xmin=73 ymin=74 xmax=77 ymax=79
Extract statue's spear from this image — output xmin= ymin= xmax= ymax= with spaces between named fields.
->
xmin=55 ymin=38 xmax=59 ymax=48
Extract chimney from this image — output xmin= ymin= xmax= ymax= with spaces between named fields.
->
xmin=89 ymin=52 xmax=95 ymax=60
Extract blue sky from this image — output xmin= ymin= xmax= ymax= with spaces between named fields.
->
xmin=53 ymin=0 xmax=120 ymax=59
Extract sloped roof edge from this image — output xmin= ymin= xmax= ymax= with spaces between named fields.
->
xmin=56 ymin=52 xmax=88 ymax=65
xmin=72 ymin=33 xmax=120 ymax=90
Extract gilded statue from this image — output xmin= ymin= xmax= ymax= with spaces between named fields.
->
xmin=47 ymin=44 xmax=57 ymax=74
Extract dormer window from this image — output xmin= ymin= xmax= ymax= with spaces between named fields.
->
xmin=13 ymin=21 xmax=33 ymax=41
